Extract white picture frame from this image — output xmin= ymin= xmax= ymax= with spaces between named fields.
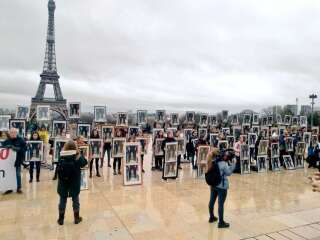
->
xmin=163 ymin=142 xmax=178 ymax=179
xmin=77 ymin=124 xmax=91 ymax=140
xmin=53 ymin=139 xmax=68 ymax=163
xmin=0 ymin=115 xmax=11 ymax=131
xmin=226 ymin=136 xmax=235 ymax=149
xmin=199 ymin=114 xmax=209 ymax=127
xmin=154 ymin=138 xmax=165 ymax=156
xmin=285 ymin=137 xmax=294 ymax=152
xmin=156 ymin=110 xmax=166 ymax=123
xmin=68 ymin=102 xmax=81 ymax=119
xmin=117 ymin=112 xmax=128 ymax=126
xmin=240 ymin=144 xmax=250 ymax=174
xmin=267 ymin=115 xmax=273 ymax=126
xmin=112 ymin=138 xmax=126 ymax=158
xmin=198 ymin=128 xmax=208 ymax=140
xmin=300 ymin=116 xmax=307 ymax=128
xmin=89 ymin=139 xmax=103 ymax=159
xmin=94 ymin=106 xmax=107 ymax=123
xmin=303 ymin=132 xmax=311 ymax=147
xmin=102 ymin=126 xmax=114 ymax=143
xmin=271 ymin=157 xmax=281 ymax=171
xmin=295 ymin=155 xmax=304 ymax=169
xmin=284 ymin=115 xmax=292 ymax=126
xmin=128 ymin=126 xmax=140 ymax=138
xmin=177 ymin=138 xmax=185 ymax=155
xmin=170 ymin=113 xmax=179 ymax=126
xmin=36 ymin=105 xmax=51 ymax=121
xmin=209 ymin=115 xmax=217 ymax=126
xmin=197 ymin=145 xmax=210 ymax=177
xmin=311 ymin=127 xmax=319 ymax=135
xmin=252 ymin=114 xmax=259 ymax=125
xmin=276 ymin=114 xmax=282 ymax=125
xmin=231 ymin=114 xmax=239 ymax=126
xmin=136 ymin=137 xmax=148 ymax=155
xmin=52 ymin=120 xmax=67 ymax=138
xmin=283 ymin=155 xmax=295 ymax=170
xmin=137 ymin=110 xmax=147 ymax=125
xmin=248 ymin=133 xmax=257 ymax=148
xmin=9 ymin=119 xmax=26 ymax=137
xmin=257 ymin=155 xmax=268 ymax=173
xmin=186 ymin=111 xmax=195 ymax=123
xmin=80 ymin=169 xmax=89 ymax=191
xmin=15 ymin=105 xmax=29 ymax=119
xmin=258 ymin=140 xmax=269 ymax=155
xmin=124 ymin=142 xmax=142 ymax=186
xmin=271 ymin=143 xmax=279 ymax=158
xmin=243 ymin=114 xmax=251 ymax=125
xmin=218 ymin=140 xmax=229 ymax=150
xmin=25 ymin=141 xmax=43 ymax=162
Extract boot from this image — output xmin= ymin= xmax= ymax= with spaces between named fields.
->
xmin=57 ymin=211 xmax=65 ymax=225
xmin=96 ymin=172 xmax=101 ymax=177
xmin=29 ymin=178 xmax=33 ymax=183
xmin=36 ymin=172 xmax=40 ymax=182
xmin=218 ymin=221 xmax=230 ymax=228
xmin=74 ymin=211 xmax=82 ymax=224
xmin=209 ymin=216 xmax=218 ymax=223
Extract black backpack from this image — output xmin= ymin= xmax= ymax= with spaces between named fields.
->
xmin=205 ymin=161 xmax=222 ymax=187
xmin=57 ymin=158 xmax=77 ymax=182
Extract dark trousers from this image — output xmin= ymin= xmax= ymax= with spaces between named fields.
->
xmin=209 ymin=187 xmax=227 ymax=223
xmin=29 ymin=161 xmax=41 ymax=180
xmin=16 ymin=166 xmax=22 ymax=190
xmin=188 ymin=154 xmax=195 ymax=167
xmin=177 ymin=154 xmax=181 ymax=167
xmin=90 ymin=158 xmax=100 ymax=175
xmin=113 ymin=157 xmax=121 ymax=172
xmin=102 ymin=143 xmax=112 ymax=167
xmin=59 ymin=195 xmax=80 ymax=212
xmin=155 ymin=156 xmax=163 ymax=169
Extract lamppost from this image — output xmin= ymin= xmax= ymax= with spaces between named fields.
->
xmin=309 ymin=94 xmax=317 ymax=128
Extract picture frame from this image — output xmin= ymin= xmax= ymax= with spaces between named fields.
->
xmin=240 ymin=144 xmax=250 ymax=174
xmin=15 ymin=105 xmax=29 ymax=119
xmin=233 ymin=126 xmax=242 ymax=140
xmin=163 ymin=142 xmax=178 ymax=179
xmin=260 ymin=127 xmax=269 ymax=139
xmin=271 ymin=143 xmax=279 ymax=158
xmin=101 ymin=126 xmax=114 ymax=143
xmin=166 ymin=127 xmax=177 ymax=136
xmin=170 ymin=113 xmax=179 ymax=126
xmin=112 ymin=138 xmax=126 ymax=158
xmin=156 ymin=110 xmax=166 ymax=123
xmin=52 ymin=120 xmax=67 ymax=138
xmin=251 ymin=125 xmax=260 ymax=135
xmin=0 ymin=115 xmax=11 ymax=131
xmin=296 ymin=142 xmax=306 ymax=156
xmin=124 ymin=142 xmax=142 ymax=186
xmin=218 ymin=141 xmax=229 ymax=150
xmin=199 ymin=114 xmax=209 ymax=127
xmin=68 ymin=102 xmax=81 ymax=119
xmin=80 ymin=169 xmax=89 ymax=191
xmin=137 ymin=110 xmax=147 ymax=125
xmin=283 ymin=155 xmax=295 ymax=170
xmin=295 ymin=155 xmax=304 ymax=169
xmin=222 ymin=127 xmax=230 ymax=136
xmin=210 ymin=133 xmax=219 ymax=147
xmin=258 ymin=140 xmax=269 ymax=155
xmin=25 ymin=141 xmax=43 ymax=162
xmin=261 ymin=116 xmax=268 ymax=126
xmin=303 ymin=132 xmax=311 ymax=147
xmin=186 ymin=111 xmax=195 ymax=123
xmin=248 ymin=133 xmax=257 ymax=148
xmin=312 ymin=127 xmax=319 ymax=135
xmin=312 ymin=135 xmax=318 ymax=147
xmin=9 ymin=119 xmax=26 ymax=137
xmin=198 ymin=128 xmax=208 ymax=140
xmin=300 ymin=116 xmax=307 ymax=128
xmin=184 ymin=129 xmax=194 ymax=142
xmin=197 ymin=145 xmax=210 ymax=177
xmin=271 ymin=157 xmax=281 ymax=172
xmin=285 ymin=137 xmax=294 ymax=152
xmin=242 ymin=124 xmax=250 ymax=135
xmin=291 ymin=116 xmax=299 ymax=126
xmin=154 ymin=138 xmax=165 ymax=156
xmin=284 ymin=115 xmax=292 ymax=126
xmin=77 ymin=124 xmax=91 ymax=140
xmin=89 ymin=139 xmax=103 ymax=159
xmin=79 ymin=145 xmax=90 ymax=160
xmin=222 ymin=110 xmax=228 ymax=122
xmin=128 ymin=126 xmax=140 ymax=138
xmin=257 ymin=156 xmax=268 ymax=173
xmin=53 ymin=139 xmax=68 ymax=163
xmin=209 ymin=115 xmax=217 ymax=126
xmin=116 ymin=112 xmax=128 ymax=126
xmin=136 ymin=137 xmax=148 ymax=155
xmin=177 ymin=138 xmax=185 ymax=155
xmin=94 ymin=106 xmax=107 ymax=123
xmin=270 ymin=127 xmax=278 ymax=137
xmin=252 ymin=114 xmax=259 ymax=125
xmin=226 ymin=136 xmax=235 ymax=149
xmin=243 ymin=114 xmax=251 ymax=125
xmin=276 ymin=114 xmax=282 ymax=125
xmin=231 ymin=114 xmax=239 ymax=126
xmin=153 ymin=128 xmax=164 ymax=141
xmin=240 ymin=134 xmax=248 ymax=144
xmin=278 ymin=126 xmax=286 ymax=136
xmin=267 ymin=115 xmax=273 ymax=126
xmin=36 ymin=105 xmax=51 ymax=121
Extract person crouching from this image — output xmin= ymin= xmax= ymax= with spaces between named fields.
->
xmin=57 ymin=140 xmax=88 ymax=225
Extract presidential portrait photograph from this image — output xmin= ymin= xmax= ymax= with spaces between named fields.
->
xmin=94 ymin=106 xmax=107 ymax=122
xmin=77 ymin=124 xmax=91 ymax=140
xmin=112 ymin=138 xmax=126 ymax=158
xmin=25 ymin=141 xmax=43 ymax=162
xmin=102 ymin=126 xmax=114 ymax=142
xmin=89 ymin=139 xmax=103 ymax=159
xmin=52 ymin=120 xmax=67 ymax=138
xmin=15 ymin=105 xmax=29 ymax=119
xmin=37 ymin=105 xmax=50 ymax=121
xmin=117 ymin=112 xmax=128 ymax=126
xmin=68 ymin=102 xmax=81 ymax=119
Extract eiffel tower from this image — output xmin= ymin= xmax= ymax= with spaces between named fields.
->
xmin=30 ymin=0 xmax=68 ymax=120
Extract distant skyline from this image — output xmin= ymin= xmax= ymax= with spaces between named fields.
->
xmin=0 ymin=0 xmax=319 ymax=113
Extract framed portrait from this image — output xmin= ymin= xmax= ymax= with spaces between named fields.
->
xmin=295 ymin=155 xmax=304 ymax=169
xmin=9 ymin=119 xmax=26 ymax=137
xmin=128 ymin=126 xmax=140 ymax=138
xmin=267 ymin=115 xmax=273 ymax=126
xmin=117 ymin=112 xmax=128 ymax=126
xmin=137 ymin=110 xmax=147 ymax=125
xmin=170 ymin=113 xmax=179 ymax=126
xmin=260 ymin=127 xmax=269 ymax=139
xmin=257 ymin=156 xmax=268 ymax=173
xmin=79 ymin=145 xmax=90 ymax=160
xmin=283 ymin=155 xmax=295 ymax=170
xmin=243 ymin=114 xmax=251 ymax=125
xmin=222 ymin=127 xmax=230 ymax=136
xmin=231 ymin=114 xmax=239 ymax=126
xmin=177 ymin=138 xmax=185 ymax=155
xmin=226 ymin=136 xmax=235 ymax=149
xmin=242 ymin=124 xmax=250 ymax=135
xmin=136 ymin=137 xmax=148 ymax=155
xmin=209 ymin=115 xmax=217 ymax=126
xmin=197 ymin=145 xmax=210 ymax=177
xmin=251 ymin=125 xmax=260 ymax=135
xmin=240 ymin=134 xmax=248 ymax=144
xmin=94 ymin=106 xmax=106 ymax=123
xmin=80 ymin=169 xmax=89 ymax=191
xmin=163 ymin=142 xmax=178 ymax=179
xmin=291 ymin=116 xmax=299 ymax=126
xmin=240 ymin=144 xmax=250 ymax=174
xmin=271 ymin=143 xmax=279 ymax=158
xmin=278 ymin=126 xmax=286 ymax=136
xmin=300 ymin=116 xmax=307 ymax=128
xmin=154 ymin=138 xmax=165 ymax=156
xmin=312 ymin=135 xmax=319 ymax=147
xmin=186 ymin=111 xmax=195 ymax=123
xmin=222 ymin=110 xmax=228 ymax=122
xmin=184 ymin=129 xmax=194 ymax=142
xmin=248 ymin=133 xmax=257 ymax=147
xmin=312 ymin=127 xmax=319 ymax=135
xmin=36 ymin=105 xmax=50 ymax=121
xmin=166 ymin=127 xmax=177 ymax=136
xmin=199 ymin=114 xmax=209 ymax=127
xmin=252 ymin=114 xmax=259 ymax=125
xmin=25 ymin=141 xmax=43 ymax=162
xmin=0 ymin=115 xmax=11 ymax=131
xmin=156 ymin=110 xmax=166 ymax=123
xmin=232 ymin=126 xmax=242 ymax=140
xmin=198 ymin=128 xmax=207 ymax=139
xmin=284 ymin=115 xmax=292 ymax=126
xmin=77 ymin=124 xmax=91 ymax=140
xmin=112 ymin=138 xmax=126 ymax=158
xmin=89 ymin=139 xmax=103 ymax=159
xmin=303 ymin=132 xmax=311 ymax=146
xmin=124 ymin=143 xmax=142 ymax=186
xmin=52 ymin=120 xmax=67 ymax=138
xmin=271 ymin=157 xmax=281 ymax=172
xmin=296 ymin=142 xmax=306 ymax=156
xmin=261 ymin=116 xmax=268 ymax=126
xmin=258 ymin=140 xmax=269 ymax=155
xmin=68 ymin=102 xmax=81 ymax=119
xmin=285 ymin=137 xmax=294 ymax=152
xmin=16 ymin=105 xmax=29 ymax=119
xmin=153 ymin=128 xmax=164 ymax=141
xmin=210 ymin=133 xmax=219 ymax=147
xmin=276 ymin=114 xmax=282 ymax=125
xmin=270 ymin=127 xmax=278 ymax=137
xmin=101 ymin=126 xmax=114 ymax=143
xmin=218 ymin=141 xmax=229 ymax=151
xmin=53 ymin=139 xmax=68 ymax=163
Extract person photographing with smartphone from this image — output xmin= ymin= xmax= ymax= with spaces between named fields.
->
xmin=206 ymin=148 xmax=236 ymax=228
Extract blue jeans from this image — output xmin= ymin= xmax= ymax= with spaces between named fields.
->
xmin=16 ymin=166 xmax=22 ymax=190
xmin=59 ymin=195 xmax=80 ymax=212
xmin=209 ymin=187 xmax=227 ymax=223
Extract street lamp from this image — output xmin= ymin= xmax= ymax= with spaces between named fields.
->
xmin=309 ymin=94 xmax=317 ymax=128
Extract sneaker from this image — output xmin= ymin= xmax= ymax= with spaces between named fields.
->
xmin=209 ymin=216 xmax=218 ymax=223
xmin=218 ymin=221 xmax=230 ymax=228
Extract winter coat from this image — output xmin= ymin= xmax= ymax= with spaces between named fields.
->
xmin=216 ymin=160 xmax=236 ymax=190
xmin=57 ymin=150 xmax=88 ymax=198
xmin=3 ymin=136 xmax=26 ymax=167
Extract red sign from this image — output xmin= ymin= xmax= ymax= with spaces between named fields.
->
xmin=0 ymin=149 xmax=9 ymax=160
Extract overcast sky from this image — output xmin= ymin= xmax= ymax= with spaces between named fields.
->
xmin=0 ymin=0 xmax=319 ymax=113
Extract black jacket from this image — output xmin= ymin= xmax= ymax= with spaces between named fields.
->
xmin=3 ymin=136 xmax=26 ymax=167
xmin=186 ymin=139 xmax=195 ymax=156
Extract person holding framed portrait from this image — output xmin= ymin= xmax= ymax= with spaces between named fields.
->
xmin=89 ymin=129 xmax=101 ymax=178
xmin=27 ymin=132 xmax=43 ymax=183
